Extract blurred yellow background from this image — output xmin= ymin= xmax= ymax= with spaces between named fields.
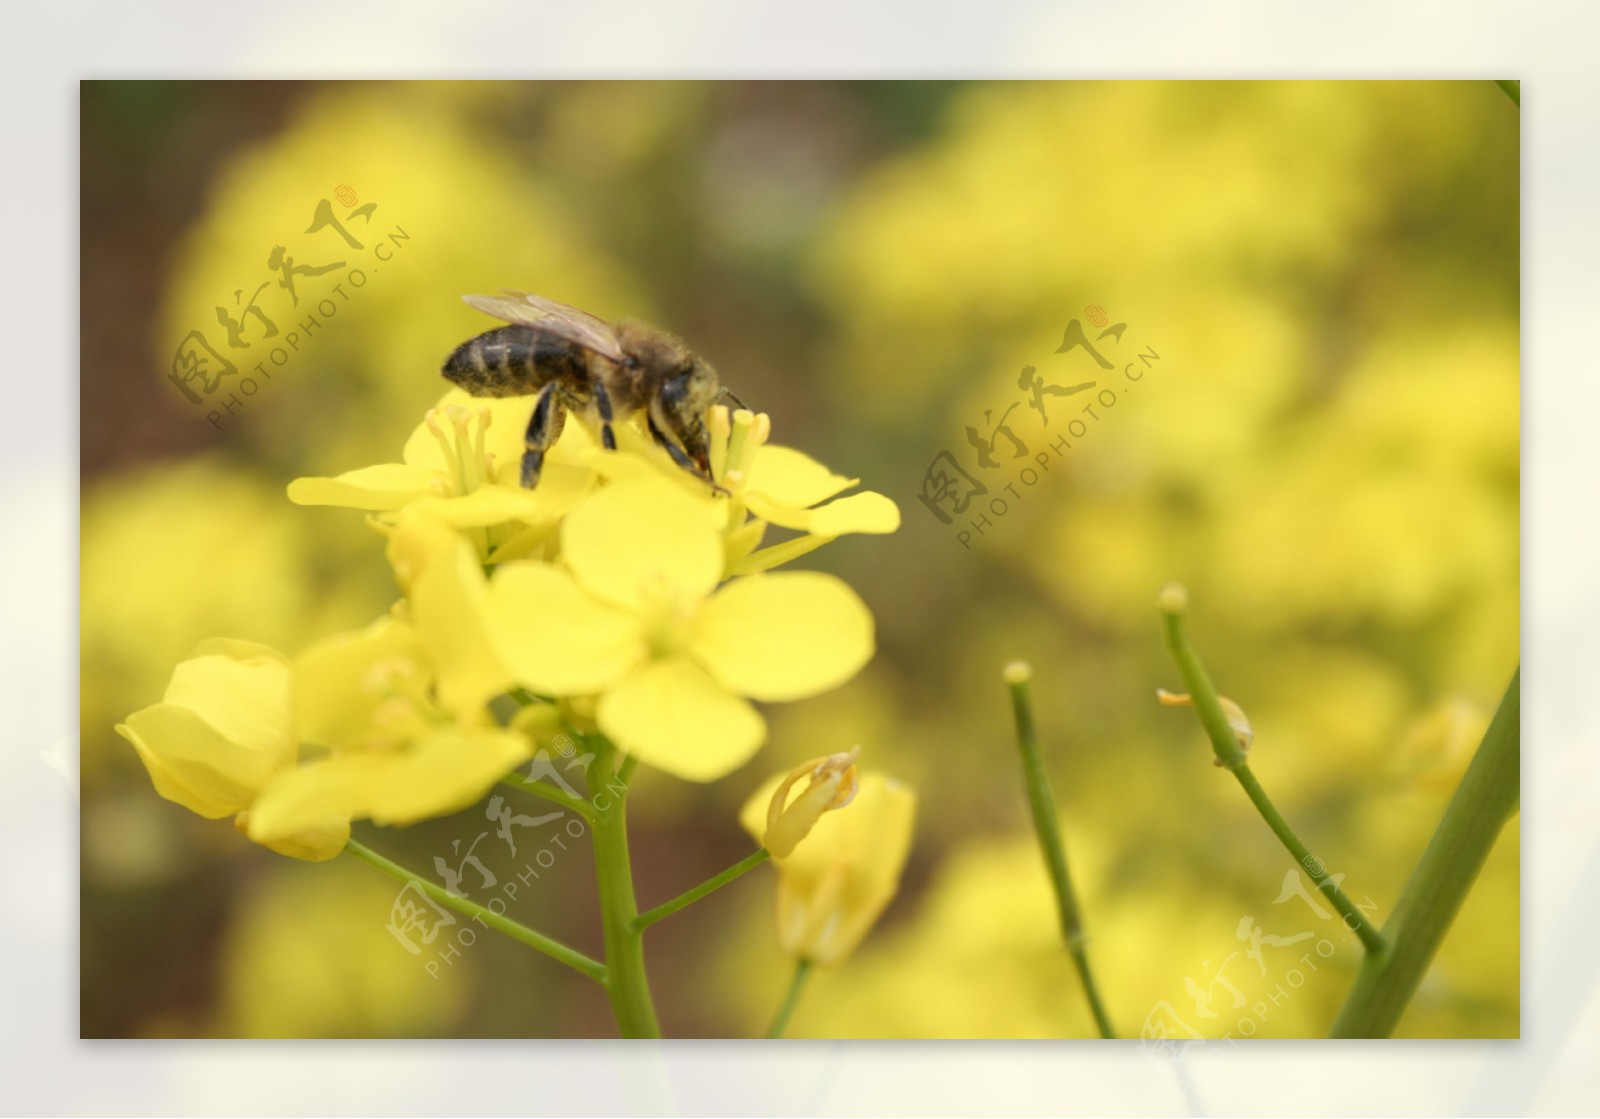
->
xmin=80 ymin=80 xmax=1518 ymax=1038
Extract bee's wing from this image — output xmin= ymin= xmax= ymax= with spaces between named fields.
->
xmin=462 ymin=290 xmax=627 ymax=363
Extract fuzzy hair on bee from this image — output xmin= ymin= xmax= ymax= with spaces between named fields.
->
xmin=442 ymin=290 xmax=733 ymax=489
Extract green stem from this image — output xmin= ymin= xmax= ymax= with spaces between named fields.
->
xmin=498 ymin=770 xmax=595 ymax=819
xmin=590 ymin=742 xmax=661 ymax=1038
xmin=1330 ymin=667 xmax=1520 ymax=1037
xmin=766 ymin=959 xmax=813 ymax=1038
xmin=1005 ymin=662 xmax=1117 ymax=1039
xmin=633 ymin=848 xmax=772 ymax=931
xmin=1158 ymin=587 xmax=1387 ymax=955
xmin=344 ymin=838 xmax=605 ymax=982
xmin=1495 ymin=79 xmax=1520 ymax=106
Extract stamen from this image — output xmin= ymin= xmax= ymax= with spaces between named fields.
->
xmin=724 ymin=409 xmax=757 ymax=482
xmin=749 ymin=412 xmax=772 ymax=449
xmin=709 ymin=405 xmax=732 ymax=483
xmin=472 ymin=408 xmax=493 ymax=485
xmin=447 ymin=408 xmax=476 ymax=493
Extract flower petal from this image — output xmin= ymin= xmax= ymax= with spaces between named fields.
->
xmin=294 ymin=615 xmax=429 ymax=750
xmin=411 ymin=533 xmax=512 ymax=713
xmin=487 ymin=562 xmax=645 ymax=695
xmin=287 ymin=464 xmax=439 ymax=511
xmin=405 ymin=485 xmax=553 ymax=528
xmin=162 ymin=640 xmax=296 ymax=772
xmin=745 ymin=444 xmax=857 ymax=508
xmin=247 ymin=727 xmax=533 ymax=839
xmin=235 ymin=810 xmax=349 ymax=862
xmin=364 ymin=728 xmax=536 ymax=826
xmin=247 ymin=754 xmax=389 ymax=841
xmin=597 ymin=658 xmax=765 ymax=781
xmin=690 ymin=572 xmax=874 ymax=702
xmin=560 ymin=477 xmax=723 ymax=612
xmin=117 ymin=705 xmax=278 ymax=818
xmin=810 ymin=491 xmax=901 ymax=535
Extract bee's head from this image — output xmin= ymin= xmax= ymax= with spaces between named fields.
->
xmin=653 ymin=357 xmax=721 ymax=478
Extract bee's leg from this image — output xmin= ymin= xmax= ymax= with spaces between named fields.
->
xmin=520 ymin=383 xmax=566 ymax=488
xmin=647 ymin=411 xmax=728 ymax=495
xmin=591 ymin=381 xmax=618 ymax=451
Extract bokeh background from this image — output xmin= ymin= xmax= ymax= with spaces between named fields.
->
xmin=80 ymin=80 xmax=1519 ymax=1039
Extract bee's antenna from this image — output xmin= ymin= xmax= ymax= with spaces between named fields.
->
xmin=716 ymin=386 xmax=749 ymax=410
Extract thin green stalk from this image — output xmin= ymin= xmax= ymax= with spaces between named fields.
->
xmin=1495 ymin=79 xmax=1520 ymax=106
xmin=766 ymin=959 xmax=813 ymax=1038
xmin=590 ymin=742 xmax=661 ymax=1038
xmin=1158 ymin=585 xmax=1387 ymax=955
xmin=1331 ymin=667 xmax=1520 ymax=1037
xmin=498 ymin=770 xmax=595 ymax=819
xmin=633 ymin=848 xmax=772 ymax=931
xmin=345 ymin=838 xmax=605 ymax=982
xmin=1005 ymin=661 xmax=1117 ymax=1039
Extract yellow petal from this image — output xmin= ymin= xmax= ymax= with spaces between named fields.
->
xmin=408 ymin=473 xmax=593 ymax=528
xmin=386 ymin=512 xmax=460 ymax=593
xmin=117 ymin=705 xmax=278 ymax=818
xmin=235 ymin=810 xmax=349 ymax=862
xmin=487 ymin=562 xmax=645 ymax=695
xmin=287 ymin=464 xmax=439 ymax=510
xmin=560 ymin=477 xmax=723 ymax=612
xmin=690 ymin=572 xmax=874 ymax=702
xmin=741 ymin=751 xmax=861 ymax=858
xmin=810 ymin=491 xmax=901 ymax=535
xmin=744 ymin=490 xmax=901 ymax=537
xmin=365 ymin=728 xmax=536 ymax=826
xmin=740 ymin=773 xmax=785 ymax=844
xmin=162 ymin=640 xmax=296 ymax=772
xmin=294 ymin=616 xmax=429 ymax=750
xmin=745 ymin=445 xmax=856 ymax=508
xmin=247 ymin=728 xmax=532 ymax=839
xmin=247 ymin=754 xmax=390 ymax=841
xmin=597 ymin=657 xmax=765 ymax=781
xmin=411 ymin=533 xmax=512 ymax=713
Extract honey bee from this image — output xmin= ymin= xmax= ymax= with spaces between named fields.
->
xmin=442 ymin=290 xmax=738 ymax=489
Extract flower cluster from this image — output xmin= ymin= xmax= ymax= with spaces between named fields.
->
xmin=119 ymin=392 xmax=900 ymax=859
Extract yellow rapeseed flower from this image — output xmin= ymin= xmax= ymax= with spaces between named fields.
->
xmin=116 ymin=639 xmax=349 ymax=861
xmin=740 ymin=768 xmax=915 ymax=966
xmin=247 ymin=529 xmax=530 ymax=844
xmin=486 ymin=476 xmax=875 ymax=781
xmin=287 ymin=390 xmax=595 ymax=563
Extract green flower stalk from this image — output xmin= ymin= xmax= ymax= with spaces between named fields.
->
xmin=1157 ymin=584 xmax=1387 ymax=956
xmin=1004 ymin=661 xmax=1116 ymax=1039
xmin=1331 ymin=667 xmax=1520 ymax=1037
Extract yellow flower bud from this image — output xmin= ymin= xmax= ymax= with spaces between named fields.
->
xmin=741 ymin=768 xmax=915 ymax=967
xmin=761 ymin=748 xmax=860 ymax=858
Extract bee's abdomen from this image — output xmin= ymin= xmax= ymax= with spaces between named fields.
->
xmin=443 ymin=326 xmax=580 ymax=398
